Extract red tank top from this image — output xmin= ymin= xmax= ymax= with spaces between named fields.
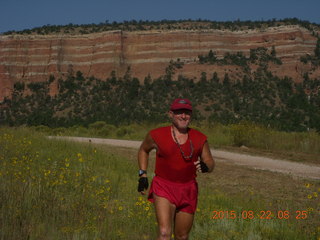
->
xmin=150 ymin=126 xmax=207 ymax=182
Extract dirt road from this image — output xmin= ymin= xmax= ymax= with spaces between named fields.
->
xmin=48 ymin=136 xmax=320 ymax=180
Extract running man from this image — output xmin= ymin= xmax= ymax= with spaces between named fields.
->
xmin=137 ymin=98 xmax=215 ymax=240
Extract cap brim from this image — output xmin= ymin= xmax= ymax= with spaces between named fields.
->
xmin=170 ymin=105 xmax=192 ymax=111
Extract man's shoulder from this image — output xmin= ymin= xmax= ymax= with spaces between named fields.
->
xmin=150 ymin=125 xmax=170 ymax=136
xmin=189 ymin=127 xmax=207 ymax=139
xmin=151 ymin=125 xmax=170 ymax=132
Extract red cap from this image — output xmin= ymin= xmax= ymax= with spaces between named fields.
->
xmin=170 ymin=98 xmax=192 ymax=111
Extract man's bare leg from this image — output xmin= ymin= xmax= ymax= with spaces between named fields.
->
xmin=154 ymin=194 xmax=176 ymax=240
xmin=174 ymin=211 xmax=194 ymax=240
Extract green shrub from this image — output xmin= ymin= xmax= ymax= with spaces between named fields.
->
xmin=51 ymin=127 xmax=67 ymax=136
xmin=116 ymin=126 xmax=135 ymax=137
xmin=230 ymin=122 xmax=253 ymax=147
xmin=69 ymin=125 xmax=89 ymax=136
xmin=97 ymin=124 xmax=117 ymax=137
xmin=88 ymin=121 xmax=107 ymax=130
xmin=33 ymin=125 xmax=51 ymax=133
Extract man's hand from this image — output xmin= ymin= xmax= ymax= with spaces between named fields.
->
xmin=194 ymin=160 xmax=209 ymax=173
xmin=137 ymin=177 xmax=149 ymax=195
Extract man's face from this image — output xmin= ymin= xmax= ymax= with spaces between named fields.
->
xmin=169 ymin=109 xmax=192 ymax=130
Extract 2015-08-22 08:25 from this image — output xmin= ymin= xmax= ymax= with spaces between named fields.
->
xmin=211 ymin=210 xmax=308 ymax=220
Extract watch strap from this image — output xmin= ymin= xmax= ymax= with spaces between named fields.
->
xmin=139 ymin=169 xmax=147 ymax=177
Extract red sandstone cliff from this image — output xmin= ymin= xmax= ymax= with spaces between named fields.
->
xmin=0 ymin=25 xmax=319 ymax=101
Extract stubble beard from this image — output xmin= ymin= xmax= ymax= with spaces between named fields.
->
xmin=172 ymin=119 xmax=190 ymax=133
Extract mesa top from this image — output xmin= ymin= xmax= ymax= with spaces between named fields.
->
xmin=150 ymin=126 xmax=207 ymax=182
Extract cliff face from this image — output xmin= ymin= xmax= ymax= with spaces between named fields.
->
xmin=0 ymin=25 xmax=319 ymax=101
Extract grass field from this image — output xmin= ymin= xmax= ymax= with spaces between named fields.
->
xmin=0 ymin=127 xmax=319 ymax=240
xmin=33 ymin=121 xmax=320 ymax=164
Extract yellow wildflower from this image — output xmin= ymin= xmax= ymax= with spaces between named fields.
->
xmin=91 ymin=176 xmax=97 ymax=182
xmin=96 ymin=189 xmax=104 ymax=195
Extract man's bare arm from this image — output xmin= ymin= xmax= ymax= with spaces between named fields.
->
xmin=137 ymin=133 xmax=156 ymax=195
xmin=138 ymin=133 xmax=157 ymax=176
xmin=200 ymin=141 xmax=215 ymax=172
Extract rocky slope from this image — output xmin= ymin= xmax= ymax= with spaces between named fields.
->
xmin=0 ymin=25 xmax=319 ymax=101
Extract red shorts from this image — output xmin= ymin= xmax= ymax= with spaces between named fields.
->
xmin=148 ymin=175 xmax=198 ymax=214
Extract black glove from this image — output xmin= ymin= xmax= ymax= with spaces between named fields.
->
xmin=138 ymin=177 xmax=149 ymax=192
xmin=200 ymin=161 xmax=209 ymax=173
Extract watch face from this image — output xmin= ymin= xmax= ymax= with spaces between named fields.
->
xmin=139 ymin=170 xmax=146 ymax=176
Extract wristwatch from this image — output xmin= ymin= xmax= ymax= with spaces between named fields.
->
xmin=139 ymin=169 xmax=147 ymax=177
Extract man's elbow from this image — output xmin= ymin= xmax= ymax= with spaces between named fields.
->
xmin=138 ymin=146 xmax=151 ymax=158
xmin=208 ymin=159 xmax=215 ymax=172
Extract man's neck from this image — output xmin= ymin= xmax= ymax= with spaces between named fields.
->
xmin=172 ymin=124 xmax=188 ymax=135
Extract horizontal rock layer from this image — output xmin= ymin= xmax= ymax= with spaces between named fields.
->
xmin=0 ymin=25 xmax=319 ymax=100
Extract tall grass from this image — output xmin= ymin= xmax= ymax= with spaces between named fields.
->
xmin=0 ymin=127 xmax=156 ymax=239
xmin=204 ymin=121 xmax=320 ymax=155
xmin=0 ymin=127 xmax=319 ymax=239
xmin=32 ymin=121 xmax=320 ymax=162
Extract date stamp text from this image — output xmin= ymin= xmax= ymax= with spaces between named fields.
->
xmin=211 ymin=210 xmax=308 ymax=220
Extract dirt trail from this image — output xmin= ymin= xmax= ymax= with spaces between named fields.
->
xmin=48 ymin=136 xmax=320 ymax=180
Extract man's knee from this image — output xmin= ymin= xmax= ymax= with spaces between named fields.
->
xmin=158 ymin=227 xmax=172 ymax=240
xmin=175 ymin=233 xmax=189 ymax=240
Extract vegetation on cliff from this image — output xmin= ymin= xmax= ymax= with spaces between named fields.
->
xmin=300 ymin=37 xmax=320 ymax=66
xmin=2 ymin=18 xmax=319 ymax=35
xmin=0 ymin=51 xmax=319 ymax=132
xmin=198 ymin=46 xmax=282 ymax=72
xmin=1 ymin=25 xmax=319 ymax=133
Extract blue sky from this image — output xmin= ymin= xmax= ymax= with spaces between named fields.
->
xmin=1 ymin=0 xmax=320 ymax=33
